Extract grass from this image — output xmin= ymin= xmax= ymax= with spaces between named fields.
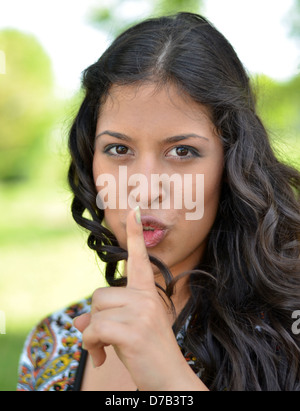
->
xmin=0 ymin=332 xmax=29 ymax=391
xmin=0 ymin=231 xmax=105 ymax=390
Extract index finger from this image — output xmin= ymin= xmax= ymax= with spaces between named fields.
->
xmin=126 ymin=206 xmax=156 ymax=290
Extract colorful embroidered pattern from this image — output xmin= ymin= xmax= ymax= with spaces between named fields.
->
xmin=17 ymin=298 xmax=91 ymax=391
xmin=17 ymin=297 xmax=201 ymax=391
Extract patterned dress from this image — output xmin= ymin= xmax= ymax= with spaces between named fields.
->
xmin=17 ymin=297 xmax=202 ymax=391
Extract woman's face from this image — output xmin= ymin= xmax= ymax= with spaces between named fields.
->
xmin=93 ymin=83 xmax=224 ymax=276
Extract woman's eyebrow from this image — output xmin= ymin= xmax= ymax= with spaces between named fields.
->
xmin=96 ymin=130 xmax=209 ymax=143
xmin=164 ymin=134 xmax=209 ymax=143
xmin=96 ymin=130 xmax=132 ymax=142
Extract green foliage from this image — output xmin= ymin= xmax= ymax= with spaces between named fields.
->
xmin=0 ymin=332 xmax=28 ymax=391
xmin=255 ymin=74 xmax=300 ymax=169
xmin=255 ymin=75 xmax=299 ymax=131
xmin=287 ymin=0 xmax=300 ymax=40
xmin=88 ymin=0 xmax=203 ymax=37
xmin=153 ymin=0 xmax=202 ymax=15
xmin=0 ymin=29 xmax=55 ymax=182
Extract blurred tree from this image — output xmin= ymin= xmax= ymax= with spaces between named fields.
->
xmin=256 ymin=75 xmax=300 ymax=132
xmin=0 ymin=50 xmax=5 ymax=74
xmin=255 ymin=74 xmax=300 ymax=169
xmin=153 ymin=0 xmax=203 ymax=15
xmin=288 ymin=0 xmax=300 ymax=40
xmin=88 ymin=0 xmax=203 ymax=38
xmin=0 ymin=29 xmax=55 ymax=182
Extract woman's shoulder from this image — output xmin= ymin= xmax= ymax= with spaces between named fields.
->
xmin=17 ymin=297 xmax=91 ymax=391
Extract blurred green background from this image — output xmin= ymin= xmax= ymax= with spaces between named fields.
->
xmin=0 ymin=0 xmax=299 ymax=391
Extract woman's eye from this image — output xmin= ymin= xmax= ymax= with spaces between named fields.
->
xmin=103 ymin=144 xmax=201 ymax=159
xmin=104 ymin=144 xmax=132 ymax=156
xmin=166 ymin=146 xmax=200 ymax=159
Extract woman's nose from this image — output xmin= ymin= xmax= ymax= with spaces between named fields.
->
xmin=127 ymin=157 xmax=167 ymax=210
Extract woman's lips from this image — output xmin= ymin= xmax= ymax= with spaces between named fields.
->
xmin=142 ymin=228 xmax=167 ymax=248
xmin=140 ymin=216 xmax=168 ymax=248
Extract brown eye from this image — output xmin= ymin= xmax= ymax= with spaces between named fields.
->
xmin=115 ymin=145 xmax=128 ymax=155
xmin=176 ymin=147 xmax=189 ymax=157
xmin=104 ymin=144 xmax=132 ymax=156
xmin=166 ymin=146 xmax=201 ymax=160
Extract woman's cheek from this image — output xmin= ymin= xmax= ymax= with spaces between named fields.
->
xmin=103 ymin=209 xmax=125 ymax=245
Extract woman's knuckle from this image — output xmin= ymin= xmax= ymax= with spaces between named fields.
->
xmin=92 ymin=288 xmax=104 ymax=303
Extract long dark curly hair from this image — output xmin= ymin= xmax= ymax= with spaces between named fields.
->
xmin=68 ymin=13 xmax=300 ymax=390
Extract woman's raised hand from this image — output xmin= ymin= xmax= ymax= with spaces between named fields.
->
xmin=74 ymin=207 xmax=206 ymax=391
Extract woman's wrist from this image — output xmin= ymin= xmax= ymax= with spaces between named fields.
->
xmin=137 ymin=353 xmax=209 ymax=392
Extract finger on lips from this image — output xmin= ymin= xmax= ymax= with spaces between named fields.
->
xmin=126 ymin=206 xmax=156 ymax=290
xmin=72 ymin=206 xmax=157 ymax=367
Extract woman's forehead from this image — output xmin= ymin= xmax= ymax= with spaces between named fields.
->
xmin=99 ymin=83 xmax=213 ymax=126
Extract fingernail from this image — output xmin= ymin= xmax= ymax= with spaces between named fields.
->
xmin=135 ymin=206 xmax=141 ymax=225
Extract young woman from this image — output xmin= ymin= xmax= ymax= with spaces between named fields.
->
xmin=17 ymin=12 xmax=300 ymax=391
